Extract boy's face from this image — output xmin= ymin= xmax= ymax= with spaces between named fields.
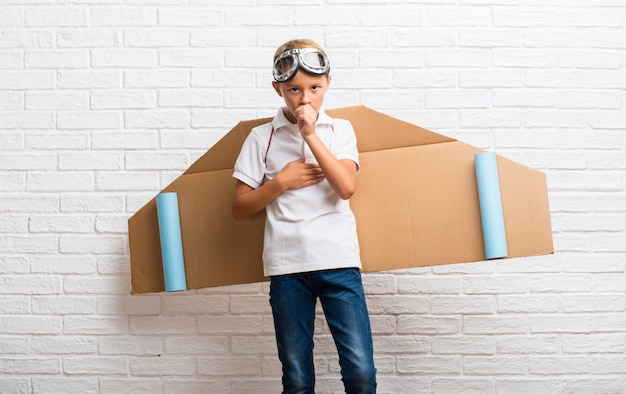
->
xmin=272 ymin=70 xmax=331 ymax=124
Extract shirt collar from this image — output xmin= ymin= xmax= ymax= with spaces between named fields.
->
xmin=272 ymin=107 xmax=332 ymax=131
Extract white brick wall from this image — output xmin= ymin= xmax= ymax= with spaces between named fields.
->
xmin=1 ymin=1 xmax=625 ymax=393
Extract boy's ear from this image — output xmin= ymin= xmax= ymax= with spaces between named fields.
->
xmin=272 ymin=81 xmax=282 ymax=97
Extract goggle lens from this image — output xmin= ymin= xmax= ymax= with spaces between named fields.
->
xmin=301 ymin=51 xmax=327 ymax=71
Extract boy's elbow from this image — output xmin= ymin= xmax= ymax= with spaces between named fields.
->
xmin=337 ymin=185 xmax=356 ymax=200
xmin=231 ymin=201 xmax=247 ymax=221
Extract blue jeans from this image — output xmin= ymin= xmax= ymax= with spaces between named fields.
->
xmin=269 ymin=268 xmax=377 ymax=394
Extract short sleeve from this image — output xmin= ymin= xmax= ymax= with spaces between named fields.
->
xmin=333 ymin=119 xmax=360 ymax=172
xmin=233 ymin=128 xmax=267 ymax=189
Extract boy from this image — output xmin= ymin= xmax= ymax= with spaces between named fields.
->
xmin=231 ymin=39 xmax=377 ymax=394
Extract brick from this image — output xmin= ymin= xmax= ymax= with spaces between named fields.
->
xmin=197 ymin=356 xmax=260 ymax=376
xmin=64 ymin=276 xmax=128 ymax=295
xmin=463 ymin=316 xmax=528 ymax=334
xmin=57 ymin=111 xmax=120 ymax=130
xmin=57 ymin=70 xmax=121 ymax=89
xmin=25 ymin=7 xmax=87 ymax=27
xmin=560 ymin=379 xmax=624 ymax=394
xmin=60 ymin=194 xmax=125 ymax=213
xmin=32 ymin=295 xmax=96 ymax=314
xmin=494 ymin=9 xmax=557 ymax=27
xmin=495 ymin=379 xmax=560 ymax=393
xmin=198 ymin=315 xmax=262 ymax=334
xmin=99 ymin=336 xmax=163 ymax=356
xmin=95 ymin=171 xmax=159 ymax=191
xmin=374 ymin=335 xmax=431 ymax=359
xmin=25 ymin=50 xmax=88 ymax=69
xmin=25 ymin=90 xmax=89 ymax=110
xmin=161 ymin=295 xmax=228 ymax=315
xmin=464 ymin=275 xmax=528 ymax=294
xmin=396 ymin=355 xmax=461 ymax=374
xmin=360 ymin=7 xmax=422 ymax=26
xmin=426 ymin=89 xmax=491 ymax=109
xmin=57 ymin=28 xmax=119 ymax=48
xmin=130 ymin=355 xmax=196 ymax=376
xmin=91 ymin=90 xmax=156 ymax=110
xmin=0 ymin=112 xmax=54 ymax=129
xmin=0 ymin=316 xmax=62 ymax=334
xmin=0 ymin=235 xmax=58 ymax=255
xmin=0 ymin=7 xmax=23 ymax=27
xmin=124 ymin=70 xmax=190 ymax=88
xmin=431 ymin=295 xmax=495 ymax=315
xmin=463 ymin=356 xmax=528 ymax=375
xmin=529 ymin=356 xmax=592 ymax=374
xmin=433 ymin=378 xmax=494 ymax=393
xmin=190 ymin=28 xmax=257 ymax=47
xmin=0 ymin=295 xmax=30 ymax=313
xmin=131 ymin=316 xmax=196 ymax=335
xmin=559 ymin=49 xmax=622 ymax=69
xmin=0 ymin=29 xmax=53 ymax=48
xmin=497 ymin=295 xmax=561 ymax=313
xmin=393 ymin=28 xmax=456 ymax=47
xmin=27 ymin=172 xmax=94 ymax=192
xmin=32 ymin=378 xmax=99 ymax=394
xmin=392 ymin=69 xmax=458 ymax=88
xmin=161 ymin=49 xmax=222 ymax=68
xmin=158 ymin=7 xmax=222 ymax=26
xmin=496 ymin=335 xmax=560 ymax=354
xmin=562 ymin=334 xmax=625 ymax=353
xmin=397 ymin=316 xmax=460 ymax=335
xmin=92 ymin=49 xmax=156 ymax=68
xmin=495 ymin=49 xmax=556 ymax=68
xmin=64 ymin=316 xmax=128 ymax=335
xmin=166 ymin=336 xmax=229 ymax=355
xmin=367 ymin=295 xmax=429 ymax=315
xmin=29 ymin=214 xmax=94 ymax=233
xmin=124 ymin=28 xmax=187 ymax=47
xmin=424 ymin=7 xmax=491 ymax=27
xmin=529 ymin=315 xmax=593 ymax=333
xmin=92 ymin=130 xmax=157 ymax=150
xmin=460 ymin=28 xmax=524 ymax=47
xmin=91 ymin=6 xmax=157 ymax=26
xmin=0 ymin=357 xmax=61 ymax=374
xmin=64 ymin=356 xmax=128 ymax=375
xmin=125 ymin=109 xmax=189 ymax=129
xmin=398 ymin=276 xmax=463 ymax=294
xmin=31 ymin=336 xmax=97 ymax=354
xmin=427 ymin=48 xmax=491 ymax=67
xmin=525 ymin=30 xmax=590 ymax=48
xmin=0 ymin=336 xmax=30 ymax=354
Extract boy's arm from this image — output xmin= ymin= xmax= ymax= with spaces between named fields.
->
xmin=231 ymin=158 xmax=324 ymax=220
xmin=303 ymin=134 xmax=357 ymax=200
xmin=296 ymin=105 xmax=357 ymax=200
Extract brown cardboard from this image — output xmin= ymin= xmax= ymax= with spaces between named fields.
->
xmin=128 ymin=106 xmax=553 ymax=294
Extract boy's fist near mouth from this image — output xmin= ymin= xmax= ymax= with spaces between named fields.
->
xmin=295 ymin=103 xmax=318 ymax=137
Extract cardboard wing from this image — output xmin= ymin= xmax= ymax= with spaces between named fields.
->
xmin=128 ymin=106 xmax=553 ymax=294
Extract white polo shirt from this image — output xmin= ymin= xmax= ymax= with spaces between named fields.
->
xmin=233 ymin=108 xmax=362 ymax=277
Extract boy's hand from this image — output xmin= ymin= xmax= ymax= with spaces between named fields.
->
xmin=276 ymin=158 xmax=324 ymax=190
xmin=294 ymin=104 xmax=318 ymax=137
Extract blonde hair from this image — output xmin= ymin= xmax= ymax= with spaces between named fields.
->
xmin=273 ymin=39 xmax=328 ymax=63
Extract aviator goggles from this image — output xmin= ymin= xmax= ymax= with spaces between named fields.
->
xmin=272 ymin=48 xmax=330 ymax=82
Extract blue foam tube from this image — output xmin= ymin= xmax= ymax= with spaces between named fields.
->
xmin=156 ymin=192 xmax=187 ymax=292
xmin=474 ymin=152 xmax=508 ymax=259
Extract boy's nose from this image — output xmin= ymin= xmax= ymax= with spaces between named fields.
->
xmin=300 ymin=93 xmax=311 ymax=105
